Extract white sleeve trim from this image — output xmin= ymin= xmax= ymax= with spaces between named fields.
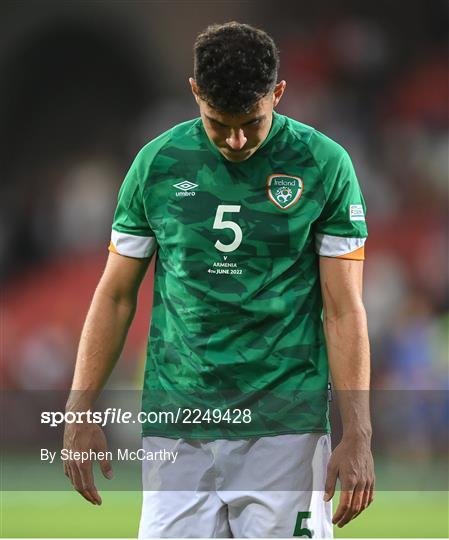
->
xmin=111 ymin=229 xmax=156 ymax=258
xmin=315 ymin=233 xmax=366 ymax=257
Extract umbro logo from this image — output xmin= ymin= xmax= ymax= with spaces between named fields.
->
xmin=173 ymin=180 xmax=198 ymax=198
xmin=173 ymin=180 xmax=198 ymax=197
xmin=173 ymin=181 xmax=198 ymax=191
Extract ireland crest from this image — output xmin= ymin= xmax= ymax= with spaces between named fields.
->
xmin=267 ymin=174 xmax=303 ymax=209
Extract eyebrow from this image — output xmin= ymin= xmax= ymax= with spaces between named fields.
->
xmin=205 ymin=114 xmax=266 ymax=128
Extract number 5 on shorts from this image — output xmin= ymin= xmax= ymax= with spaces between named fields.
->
xmin=293 ymin=511 xmax=312 ymax=537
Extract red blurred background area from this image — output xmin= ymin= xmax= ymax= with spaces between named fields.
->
xmin=3 ymin=254 xmax=155 ymax=389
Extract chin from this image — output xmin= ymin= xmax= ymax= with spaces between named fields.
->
xmin=222 ymin=150 xmax=253 ymax=162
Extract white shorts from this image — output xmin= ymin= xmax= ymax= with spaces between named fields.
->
xmin=138 ymin=433 xmax=333 ymax=538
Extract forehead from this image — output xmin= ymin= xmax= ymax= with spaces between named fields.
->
xmin=202 ymin=96 xmax=271 ymax=126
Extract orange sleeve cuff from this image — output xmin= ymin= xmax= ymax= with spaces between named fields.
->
xmin=336 ymin=245 xmax=365 ymax=260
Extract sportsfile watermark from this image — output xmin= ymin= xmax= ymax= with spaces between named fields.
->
xmin=1 ymin=389 xmax=448 ymax=491
xmin=41 ymin=407 xmax=252 ymax=427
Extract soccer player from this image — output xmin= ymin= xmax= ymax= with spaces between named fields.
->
xmin=63 ymin=22 xmax=374 ymax=538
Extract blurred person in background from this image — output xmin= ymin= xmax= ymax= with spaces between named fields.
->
xmin=63 ymin=22 xmax=374 ymax=538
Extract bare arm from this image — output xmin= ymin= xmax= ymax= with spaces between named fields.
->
xmin=319 ymin=256 xmax=375 ymax=527
xmin=67 ymin=252 xmax=150 ymax=403
xmin=64 ymin=251 xmax=151 ymax=505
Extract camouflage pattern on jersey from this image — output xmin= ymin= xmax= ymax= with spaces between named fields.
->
xmin=111 ymin=112 xmax=367 ymax=438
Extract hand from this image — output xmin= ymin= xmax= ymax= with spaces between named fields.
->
xmin=63 ymin=422 xmax=114 ymax=505
xmin=324 ymin=435 xmax=375 ymax=528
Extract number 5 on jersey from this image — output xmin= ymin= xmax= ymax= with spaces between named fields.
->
xmin=213 ymin=205 xmax=242 ymax=253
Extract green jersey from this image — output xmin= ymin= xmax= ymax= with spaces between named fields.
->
xmin=110 ymin=112 xmax=367 ymax=438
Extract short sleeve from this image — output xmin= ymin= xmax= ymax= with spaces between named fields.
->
xmin=109 ymin=155 xmax=157 ymax=259
xmin=314 ymin=142 xmax=368 ymax=261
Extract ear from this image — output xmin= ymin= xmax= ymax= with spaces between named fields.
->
xmin=189 ymin=77 xmax=201 ymax=105
xmin=272 ymin=80 xmax=287 ymax=107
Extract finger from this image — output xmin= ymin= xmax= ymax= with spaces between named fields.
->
xmin=324 ymin=464 xmax=338 ymax=502
xmin=70 ymin=461 xmax=97 ymax=505
xmin=358 ymin=482 xmax=372 ymax=513
xmin=334 ymin=470 xmax=360 ymax=527
xmin=349 ymin=484 xmax=368 ymax=521
xmin=367 ymin=482 xmax=375 ymax=506
xmin=99 ymin=457 xmax=114 ymax=480
xmin=332 ymin=490 xmax=353 ymax=526
xmin=335 ymin=489 xmax=361 ymax=528
xmin=78 ymin=460 xmax=102 ymax=505
xmin=67 ymin=461 xmax=85 ymax=494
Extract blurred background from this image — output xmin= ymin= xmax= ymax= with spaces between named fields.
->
xmin=0 ymin=0 xmax=448 ymax=537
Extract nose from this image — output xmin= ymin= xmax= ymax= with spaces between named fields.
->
xmin=226 ymin=128 xmax=247 ymax=150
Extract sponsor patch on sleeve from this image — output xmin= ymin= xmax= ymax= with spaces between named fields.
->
xmin=349 ymin=204 xmax=365 ymax=221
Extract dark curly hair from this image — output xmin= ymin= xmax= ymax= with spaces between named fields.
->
xmin=193 ymin=22 xmax=279 ymax=114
